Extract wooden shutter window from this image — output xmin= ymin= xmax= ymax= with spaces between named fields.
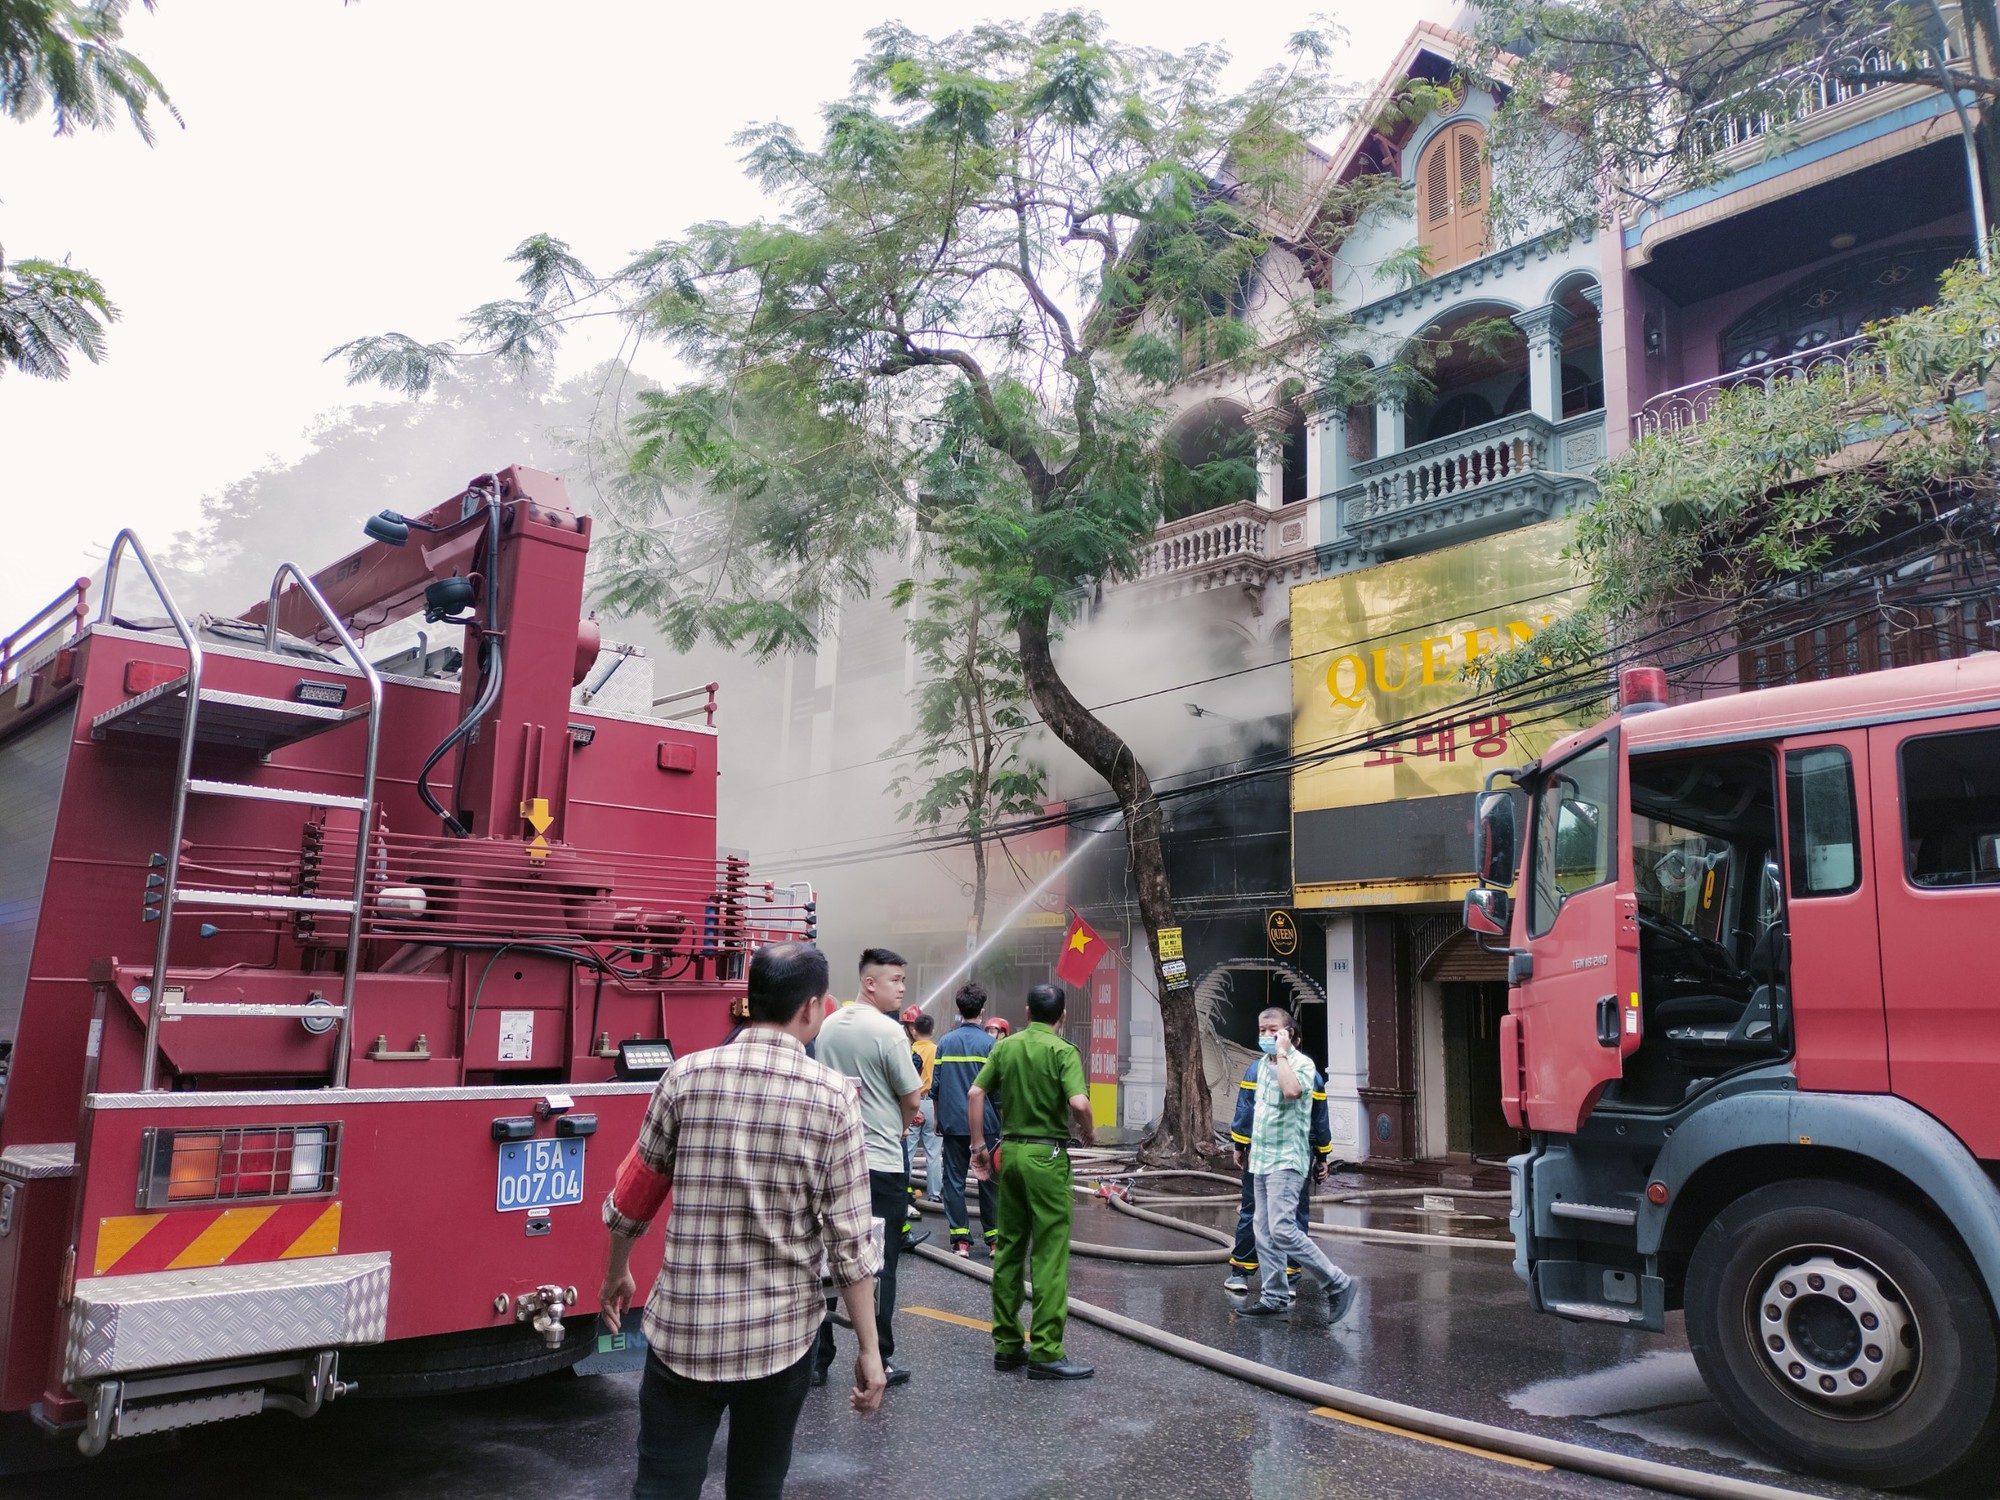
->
xmin=1415 ymin=121 xmax=1489 ymax=276
xmin=1424 ymin=144 xmax=1451 ymax=227
xmin=1456 ymin=125 xmax=1489 ymax=265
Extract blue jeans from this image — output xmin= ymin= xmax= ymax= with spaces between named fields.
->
xmin=905 ymin=1097 xmax=942 ymax=1201
xmin=1253 ymin=1168 xmax=1343 ymax=1305
xmin=1230 ymin=1165 xmax=1312 ymax=1277
xmin=633 ymin=1346 xmax=811 ymax=1500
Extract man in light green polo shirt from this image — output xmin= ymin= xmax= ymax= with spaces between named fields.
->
xmin=812 ymin=948 xmax=923 ymax=1387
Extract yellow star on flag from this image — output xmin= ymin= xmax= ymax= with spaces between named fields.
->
xmin=1067 ymin=929 xmax=1091 ymax=952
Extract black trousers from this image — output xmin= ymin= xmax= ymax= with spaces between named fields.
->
xmin=632 ymin=1346 xmax=811 ymax=1500
xmin=940 ymin=1132 xmax=999 ymax=1248
xmin=816 ymin=1168 xmax=904 ymax=1371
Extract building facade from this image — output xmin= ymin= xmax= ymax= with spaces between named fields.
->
xmin=1086 ymin=13 xmax=1988 ymax=1172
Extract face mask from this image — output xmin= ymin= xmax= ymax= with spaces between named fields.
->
xmin=1258 ymin=1035 xmax=1278 ymax=1056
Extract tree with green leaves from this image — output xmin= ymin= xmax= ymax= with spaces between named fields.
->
xmin=1469 ymin=1 xmax=1998 ymax=240
xmin=1449 ymin=1 xmax=2000 ymax=683
xmin=1474 ymin=247 xmax=2000 ymax=691
xmin=1 ymin=0 xmax=177 ymax=380
xmin=336 ymin=12 xmax=1383 ymax=1161
xmin=886 ymin=569 xmax=1047 ymax=955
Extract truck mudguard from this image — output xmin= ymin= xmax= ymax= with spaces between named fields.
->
xmin=1639 ymin=1089 xmax=2000 ymax=1302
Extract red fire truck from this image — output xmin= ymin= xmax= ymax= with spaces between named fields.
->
xmin=1464 ymin=656 xmax=2000 ymax=1488
xmin=0 ymin=467 xmax=807 ymax=1455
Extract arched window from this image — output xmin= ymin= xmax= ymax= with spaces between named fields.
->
xmin=1416 ymin=121 xmax=1489 ymax=275
xmin=1718 ymin=241 xmax=1963 ymax=371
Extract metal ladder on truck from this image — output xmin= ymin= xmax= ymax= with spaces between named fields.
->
xmin=88 ymin=531 xmax=383 ymax=1090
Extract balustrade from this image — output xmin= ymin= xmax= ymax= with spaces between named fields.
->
xmin=1136 ymin=503 xmax=1268 ymax=579
xmin=1633 ymin=336 xmax=1876 ymax=440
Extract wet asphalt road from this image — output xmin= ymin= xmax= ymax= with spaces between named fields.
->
xmin=0 ymin=1180 xmax=1922 ymax=1500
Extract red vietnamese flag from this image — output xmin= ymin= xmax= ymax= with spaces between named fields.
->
xmin=1055 ymin=912 xmax=1107 ymax=988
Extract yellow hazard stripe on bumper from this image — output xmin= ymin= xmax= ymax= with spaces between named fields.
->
xmin=281 ymin=1201 xmax=342 ymax=1259
xmin=168 ymin=1206 xmax=277 ymax=1269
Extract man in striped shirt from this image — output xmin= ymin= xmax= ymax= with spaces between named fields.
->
xmin=1232 ymin=1006 xmax=1357 ymax=1325
xmin=600 ymin=942 xmax=885 ymax=1499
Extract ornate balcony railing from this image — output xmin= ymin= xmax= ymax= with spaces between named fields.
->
xmin=1632 ymin=335 xmax=1877 ymax=440
xmin=1135 ymin=501 xmax=1268 ymax=580
xmin=1686 ymin=26 xmax=1961 ymax=163
xmin=1334 ymin=411 xmax=1604 ymax=551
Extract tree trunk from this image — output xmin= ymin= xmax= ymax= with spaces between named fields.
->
xmin=1015 ymin=604 xmax=1209 ymax=1165
xmin=970 ymin=832 xmax=988 ymax=970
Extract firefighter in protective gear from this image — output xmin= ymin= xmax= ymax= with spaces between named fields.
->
xmin=932 ymin=983 xmax=1002 ymax=1257
xmin=969 ymin=984 xmax=1094 ymax=1379
xmin=1224 ymin=1010 xmax=1333 ymax=1293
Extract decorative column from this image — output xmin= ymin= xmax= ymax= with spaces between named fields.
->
xmin=1511 ymin=302 xmax=1576 ymax=425
xmin=1318 ymin=915 xmax=1368 ymax=1159
xmin=1374 ymin=399 xmax=1405 ymax=460
xmin=1246 ymin=407 xmax=1287 ymax=511
xmin=1304 ymin=388 xmax=1354 ymax=498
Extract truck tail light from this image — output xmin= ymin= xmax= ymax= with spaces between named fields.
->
xmin=138 ymin=1124 xmax=340 ymax=1209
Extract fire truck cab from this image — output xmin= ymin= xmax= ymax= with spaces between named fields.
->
xmin=1466 ymin=655 xmax=2000 ymax=1488
xmin=0 ymin=468 xmax=808 ymax=1457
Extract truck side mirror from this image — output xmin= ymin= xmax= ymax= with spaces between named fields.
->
xmin=1475 ymin=790 xmax=1517 ymax=886
xmin=1464 ymin=885 xmax=1511 ymax=939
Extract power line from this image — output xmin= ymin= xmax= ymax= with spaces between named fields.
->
xmin=760 ymin=522 xmax=1996 ymax=872
xmin=745 ymin=581 xmax=1584 ymax=793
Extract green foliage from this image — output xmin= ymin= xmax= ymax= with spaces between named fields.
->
xmin=1467 ymin=0 xmax=1995 ymax=239
xmin=1474 ymin=247 xmax=2000 ymax=689
xmin=0 ymin=251 xmax=114 ymax=378
xmin=330 ymin=234 xmax=596 ymax=396
xmin=886 ymin=569 xmax=1047 ymax=932
xmin=1 ymin=1 xmax=177 ymax=380
xmin=0 ymin=0 xmax=178 ymax=140
xmin=337 ymin=11 xmax=1349 ymax=651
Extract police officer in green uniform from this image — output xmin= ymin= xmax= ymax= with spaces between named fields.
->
xmin=968 ymin=983 xmax=1095 ymax=1380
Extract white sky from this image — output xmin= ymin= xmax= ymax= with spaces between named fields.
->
xmin=2 ymin=0 xmax=1453 ymax=625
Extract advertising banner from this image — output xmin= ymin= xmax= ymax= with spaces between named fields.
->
xmin=1291 ymin=521 xmax=1591 ymax=905
xmin=1088 ymin=971 xmax=1119 ymax=1128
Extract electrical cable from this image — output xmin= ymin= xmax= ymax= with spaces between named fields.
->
xmin=756 ymin=537 xmax=1999 ymax=872
xmin=757 ymin=497 xmax=1999 ymax=861
xmin=415 ymin=481 xmax=504 ymax=838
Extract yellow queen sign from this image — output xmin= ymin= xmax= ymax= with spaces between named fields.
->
xmin=1291 ymin=521 xmax=1591 ymax=903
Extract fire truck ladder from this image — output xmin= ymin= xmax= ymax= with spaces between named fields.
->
xmin=90 ymin=533 xmax=383 ymax=1090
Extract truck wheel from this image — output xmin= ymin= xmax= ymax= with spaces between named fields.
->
xmin=340 ymin=1316 xmax=598 ymax=1398
xmin=1685 ymin=1179 xmax=1999 ymax=1489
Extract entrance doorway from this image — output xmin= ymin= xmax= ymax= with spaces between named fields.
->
xmin=1441 ymin=981 xmax=1520 ymax=1159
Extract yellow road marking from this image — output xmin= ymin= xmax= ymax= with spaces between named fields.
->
xmin=904 ymin=1305 xmax=994 ymax=1333
xmin=906 ymin=1294 xmax=1547 ymax=1472
xmin=168 ymin=1206 xmax=276 ymax=1269
xmin=1310 ymin=1407 xmax=1552 ymax=1470
xmin=93 ymin=1214 xmax=164 ymax=1275
xmin=280 ymin=1201 xmax=342 ymax=1259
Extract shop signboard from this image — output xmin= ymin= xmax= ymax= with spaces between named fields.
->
xmin=1291 ymin=521 xmax=1592 ymax=907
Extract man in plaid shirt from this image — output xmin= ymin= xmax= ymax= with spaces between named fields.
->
xmin=600 ymin=942 xmax=885 ymax=1499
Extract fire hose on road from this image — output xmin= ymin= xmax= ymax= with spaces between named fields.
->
xmin=908 ymin=1158 xmax=1837 ymax=1500
xmin=910 ymin=1227 xmax=1833 ymax=1500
